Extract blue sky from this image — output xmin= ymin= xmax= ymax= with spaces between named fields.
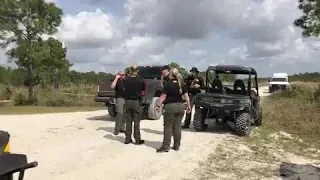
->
xmin=1 ymin=0 xmax=320 ymax=77
xmin=56 ymin=0 xmax=126 ymax=16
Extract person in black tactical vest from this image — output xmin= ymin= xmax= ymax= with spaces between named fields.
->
xmin=155 ymin=68 xmax=191 ymax=152
xmin=123 ymin=66 xmax=146 ymax=145
xmin=182 ymin=67 xmax=204 ymax=129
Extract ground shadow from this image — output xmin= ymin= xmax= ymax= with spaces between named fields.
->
xmin=97 ymin=126 xmax=114 ymax=134
xmin=141 ymin=128 xmax=163 ymax=135
xmin=99 ymin=127 xmax=162 ymax=150
xmin=104 ymin=134 xmax=125 ymax=143
xmin=182 ymin=122 xmax=233 ymax=135
xmin=144 ymin=140 xmax=162 ymax=150
xmin=279 ymin=162 xmax=320 ymax=180
xmin=86 ymin=114 xmax=114 ymax=122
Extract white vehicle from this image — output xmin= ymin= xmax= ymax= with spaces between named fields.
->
xmin=268 ymin=73 xmax=290 ymax=93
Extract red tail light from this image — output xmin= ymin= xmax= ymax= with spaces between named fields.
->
xmin=141 ymin=81 xmax=147 ymax=96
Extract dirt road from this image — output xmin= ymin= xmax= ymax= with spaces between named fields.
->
xmin=0 ymin=86 xmax=270 ymax=180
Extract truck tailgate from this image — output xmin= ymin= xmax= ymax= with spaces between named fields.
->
xmin=97 ymin=80 xmax=115 ymax=97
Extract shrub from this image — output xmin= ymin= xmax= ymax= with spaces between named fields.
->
xmin=13 ymin=91 xmax=28 ymax=106
xmin=272 ymin=84 xmax=320 ymax=103
xmin=0 ymin=84 xmax=13 ymax=100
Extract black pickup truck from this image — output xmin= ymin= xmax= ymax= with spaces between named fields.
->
xmin=95 ymin=65 xmax=164 ymax=120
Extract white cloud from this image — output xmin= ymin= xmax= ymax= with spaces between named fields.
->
xmin=45 ymin=0 xmax=56 ymax=3
xmin=57 ymin=9 xmax=121 ymax=50
xmin=1 ymin=0 xmax=320 ymax=76
xmin=96 ymin=35 xmax=171 ymax=68
xmin=189 ymin=49 xmax=207 ymax=56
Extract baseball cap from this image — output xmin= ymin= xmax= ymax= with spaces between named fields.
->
xmin=190 ymin=67 xmax=199 ymax=73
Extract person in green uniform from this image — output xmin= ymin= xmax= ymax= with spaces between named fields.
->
xmin=155 ymin=68 xmax=191 ymax=152
xmin=182 ymin=67 xmax=204 ymax=129
xmin=123 ymin=66 xmax=146 ymax=145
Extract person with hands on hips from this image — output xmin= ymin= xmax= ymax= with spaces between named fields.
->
xmin=110 ymin=71 xmax=126 ymax=135
xmin=155 ymin=68 xmax=191 ymax=153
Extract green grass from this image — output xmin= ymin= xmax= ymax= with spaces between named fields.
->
xmin=0 ymin=106 xmax=106 ymax=115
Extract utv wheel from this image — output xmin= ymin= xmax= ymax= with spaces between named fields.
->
xmin=235 ymin=112 xmax=251 ymax=136
xmin=107 ymin=105 xmax=116 ymax=117
xmin=148 ymin=97 xmax=162 ymax=120
xmin=255 ymin=106 xmax=262 ymax=126
xmin=193 ymin=108 xmax=208 ymax=131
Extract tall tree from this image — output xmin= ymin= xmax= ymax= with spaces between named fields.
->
xmin=294 ymin=0 xmax=320 ymax=37
xmin=168 ymin=62 xmax=188 ymax=77
xmin=37 ymin=37 xmax=71 ymax=88
xmin=0 ymin=0 xmax=63 ymax=100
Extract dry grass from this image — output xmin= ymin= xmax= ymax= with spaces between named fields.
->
xmin=0 ymin=106 xmax=105 ymax=115
xmin=263 ymin=97 xmax=320 ymax=148
xmin=292 ymin=81 xmax=320 ymax=89
xmin=193 ymin=83 xmax=320 ymax=180
xmin=0 ymin=84 xmax=103 ymax=107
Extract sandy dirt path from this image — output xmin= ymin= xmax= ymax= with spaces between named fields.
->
xmin=0 ymin=86 xmax=270 ymax=180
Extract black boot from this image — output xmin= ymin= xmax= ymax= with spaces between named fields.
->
xmin=156 ymin=147 xmax=169 ymax=153
xmin=172 ymin=146 xmax=180 ymax=151
xmin=135 ymin=139 xmax=145 ymax=145
xmin=120 ymin=129 xmax=126 ymax=133
xmin=124 ymin=139 xmax=133 ymax=144
xmin=181 ymin=124 xmax=189 ymax=129
xmin=114 ymin=130 xmax=119 ymax=135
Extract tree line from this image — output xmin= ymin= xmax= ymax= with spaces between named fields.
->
xmin=0 ymin=65 xmax=114 ymax=87
xmin=0 ymin=0 xmax=319 ymax=102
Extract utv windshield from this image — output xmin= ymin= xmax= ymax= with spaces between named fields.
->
xmin=205 ymin=69 xmax=256 ymax=96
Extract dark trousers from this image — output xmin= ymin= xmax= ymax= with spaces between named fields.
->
xmin=161 ymin=103 xmax=186 ymax=149
xmin=183 ymin=94 xmax=196 ymax=127
xmin=124 ymin=100 xmax=142 ymax=141
xmin=114 ymin=98 xmax=125 ymax=133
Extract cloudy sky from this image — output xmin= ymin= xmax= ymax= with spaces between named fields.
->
xmin=1 ymin=0 xmax=320 ymax=76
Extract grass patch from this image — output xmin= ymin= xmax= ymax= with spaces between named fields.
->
xmin=194 ymin=138 xmax=279 ymax=180
xmin=264 ymin=84 xmax=320 ymax=149
xmin=0 ymin=84 xmax=103 ymax=107
xmin=0 ymin=106 xmax=105 ymax=115
xmin=193 ymin=83 xmax=320 ymax=180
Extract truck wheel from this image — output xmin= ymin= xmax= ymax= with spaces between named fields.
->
xmin=193 ymin=108 xmax=208 ymax=131
xmin=235 ymin=112 xmax=251 ymax=136
xmin=148 ymin=97 xmax=162 ymax=120
xmin=254 ymin=106 xmax=262 ymax=126
xmin=107 ymin=105 xmax=116 ymax=117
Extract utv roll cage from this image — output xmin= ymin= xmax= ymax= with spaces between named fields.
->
xmin=205 ymin=65 xmax=259 ymax=96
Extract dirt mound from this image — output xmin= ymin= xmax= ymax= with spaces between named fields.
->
xmin=280 ymin=162 xmax=320 ymax=180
